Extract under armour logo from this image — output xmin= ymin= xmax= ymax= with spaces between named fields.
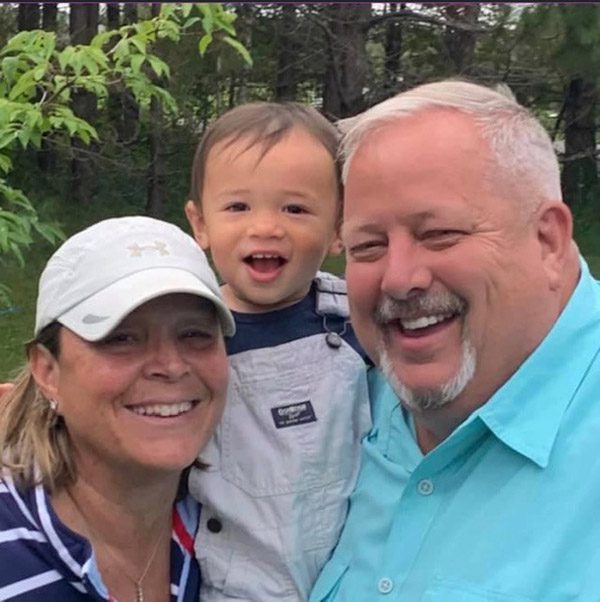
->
xmin=128 ymin=241 xmax=170 ymax=257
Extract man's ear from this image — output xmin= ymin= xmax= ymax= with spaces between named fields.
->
xmin=184 ymin=200 xmax=210 ymax=250
xmin=29 ymin=344 xmax=61 ymax=409
xmin=536 ymin=201 xmax=574 ymax=290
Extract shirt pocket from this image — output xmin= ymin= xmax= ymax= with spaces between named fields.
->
xmin=310 ymin=558 xmax=349 ymax=602
xmin=220 ymin=339 xmax=370 ymax=497
xmin=423 ymin=579 xmax=536 ymax=602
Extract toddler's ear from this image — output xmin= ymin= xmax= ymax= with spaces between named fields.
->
xmin=185 ymin=200 xmax=210 ymax=250
xmin=328 ymin=235 xmax=344 ymax=256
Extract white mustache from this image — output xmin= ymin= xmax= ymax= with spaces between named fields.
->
xmin=374 ymin=291 xmax=466 ymax=324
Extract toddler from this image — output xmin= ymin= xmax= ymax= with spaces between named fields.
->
xmin=184 ymin=102 xmax=371 ymax=601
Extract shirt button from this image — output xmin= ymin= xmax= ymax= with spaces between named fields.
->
xmin=377 ymin=577 xmax=394 ymax=594
xmin=417 ymin=478 xmax=434 ymax=495
xmin=206 ymin=517 xmax=222 ymax=533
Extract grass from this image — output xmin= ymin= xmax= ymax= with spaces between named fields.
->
xmin=1 ymin=211 xmax=599 ymax=380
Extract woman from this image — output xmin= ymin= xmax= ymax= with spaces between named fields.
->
xmin=0 ymin=216 xmax=235 ymax=601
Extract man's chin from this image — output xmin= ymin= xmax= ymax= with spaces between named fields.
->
xmin=378 ymin=339 xmax=476 ymax=413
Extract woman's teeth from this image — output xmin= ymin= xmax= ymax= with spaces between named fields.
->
xmin=130 ymin=401 xmax=195 ymax=417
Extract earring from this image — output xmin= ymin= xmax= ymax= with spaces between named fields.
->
xmin=48 ymin=398 xmax=58 ymax=413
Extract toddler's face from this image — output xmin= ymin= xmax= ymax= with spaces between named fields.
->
xmin=186 ymin=128 xmax=340 ymax=313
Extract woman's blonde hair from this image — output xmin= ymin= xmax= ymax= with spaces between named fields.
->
xmin=0 ymin=323 xmax=76 ymax=493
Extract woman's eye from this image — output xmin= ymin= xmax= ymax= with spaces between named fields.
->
xmin=98 ymin=332 xmax=137 ymax=346
xmin=181 ymin=329 xmax=209 ymax=339
xmin=180 ymin=328 xmax=216 ymax=347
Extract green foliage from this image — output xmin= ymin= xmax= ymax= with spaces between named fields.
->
xmin=0 ymin=3 xmax=249 ymax=307
xmin=196 ymin=3 xmax=252 ymax=66
xmin=522 ymin=5 xmax=600 ymax=78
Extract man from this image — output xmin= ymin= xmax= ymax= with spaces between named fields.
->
xmin=310 ymin=80 xmax=600 ymax=601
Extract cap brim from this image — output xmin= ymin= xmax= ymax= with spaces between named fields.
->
xmin=58 ymin=268 xmax=235 ymax=340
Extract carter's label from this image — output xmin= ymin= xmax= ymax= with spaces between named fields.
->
xmin=271 ymin=401 xmax=317 ymax=429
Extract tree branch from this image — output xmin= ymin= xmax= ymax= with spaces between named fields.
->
xmin=367 ymin=9 xmax=494 ymax=34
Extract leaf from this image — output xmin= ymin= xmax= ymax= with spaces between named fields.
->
xmin=1 ymin=56 xmax=19 ymax=86
xmin=17 ymin=127 xmax=31 ymax=149
xmin=8 ymin=70 xmax=36 ymax=101
xmin=91 ymin=30 xmax=119 ymax=49
xmin=87 ymin=46 xmax=109 ymax=70
xmin=58 ymin=46 xmax=74 ymax=72
xmin=198 ymin=33 xmax=213 ymax=56
xmin=199 ymin=5 xmax=215 ymax=33
xmin=130 ymin=36 xmax=147 ymax=56
xmin=182 ymin=16 xmax=201 ymax=30
xmin=212 ymin=8 xmax=236 ymax=36
xmin=148 ymin=55 xmax=169 ymax=79
xmin=0 ymin=129 xmax=19 ymax=150
xmin=130 ymin=53 xmax=145 ymax=75
xmin=0 ymin=154 xmax=12 ymax=174
xmin=32 ymin=65 xmax=46 ymax=81
xmin=222 ymin=35 xmax=253 ymax=66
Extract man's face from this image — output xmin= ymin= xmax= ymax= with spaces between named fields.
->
xmin=343 ymin=109 xmax=558 ymax=414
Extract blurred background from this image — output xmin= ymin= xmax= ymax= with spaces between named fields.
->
xmin=1 ymin=2 xmax=599 ymax=377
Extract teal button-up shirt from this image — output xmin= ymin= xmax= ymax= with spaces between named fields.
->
xmin=311 ymin=259 xmax=600 ymax=602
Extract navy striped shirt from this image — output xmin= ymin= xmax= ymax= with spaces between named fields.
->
xmin=0 ymin=474 xmax=200 ymax=601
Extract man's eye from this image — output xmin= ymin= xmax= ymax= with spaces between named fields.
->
xmin=422 ymin=230 xmax=465 ymax=247
xmin=224 ymin=202 xmax=248 ymax=212
xmin=283 ymin=204 xmax=308 ymax=215
xmin=347 ymin=240 xmax=386 ymax=260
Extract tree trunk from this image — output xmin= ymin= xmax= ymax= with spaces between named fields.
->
xmin=443 ymin=4 xmax=481 ymax=75
xmin=105 ymin=3 xmax=140 ymax=144
xmin=69 ymin=3 xmax=99 ymax=203
xmin=18 ymin=3 xmax=40 ymax=31
xmin=562 ymin=77 xmax=597 ymax=208
xmin=146 ymin=3 xmax=166 ymax=218
xmin=275 ymin=4 xmax=299 ymax=101
xmin=36 ymin=4 xmax=58 ymax=172
xmin=232 ymin=4 xmax=254 ymax=105
xmin=42 ymin=4 xmax=57 ymax=31
xmin=322 ymin=4 xmax=371 ymax=119
xmin=383 ymin=3 xmax=404 ymax=96
xmin=123 ymin=3 xmax=138 ymax=25
xmin=106 ymin=4 xmax=120 ymax=30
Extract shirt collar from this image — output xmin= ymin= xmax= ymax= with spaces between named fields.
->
xmin=477 ymin=257 xmax=600 ymax=468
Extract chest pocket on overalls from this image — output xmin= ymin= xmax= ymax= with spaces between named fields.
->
xmin=220 ymin=335 xmax=369 ymax=498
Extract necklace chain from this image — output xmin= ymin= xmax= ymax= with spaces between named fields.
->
xmin=66 ymin=488 xmax=167 ymax=602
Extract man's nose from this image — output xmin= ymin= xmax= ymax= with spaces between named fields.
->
xmin=381 ymin=238 xmax=433 ymax=300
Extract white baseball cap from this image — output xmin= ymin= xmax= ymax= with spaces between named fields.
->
xmin=35 ymin=216 xmax=235 ymax=340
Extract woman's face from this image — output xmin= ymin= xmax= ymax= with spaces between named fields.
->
xmin=36 ymin=294 xmax=228 ymax=479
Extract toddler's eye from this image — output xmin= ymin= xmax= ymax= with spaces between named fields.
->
xmin=283 ymin=204 xmax=308 ymax=215
xmin=225 ymin=202 xmax=249 ymax=212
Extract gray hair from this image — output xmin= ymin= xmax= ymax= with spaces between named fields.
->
xmin=338 ymin=80 xmax=562 ymax=210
